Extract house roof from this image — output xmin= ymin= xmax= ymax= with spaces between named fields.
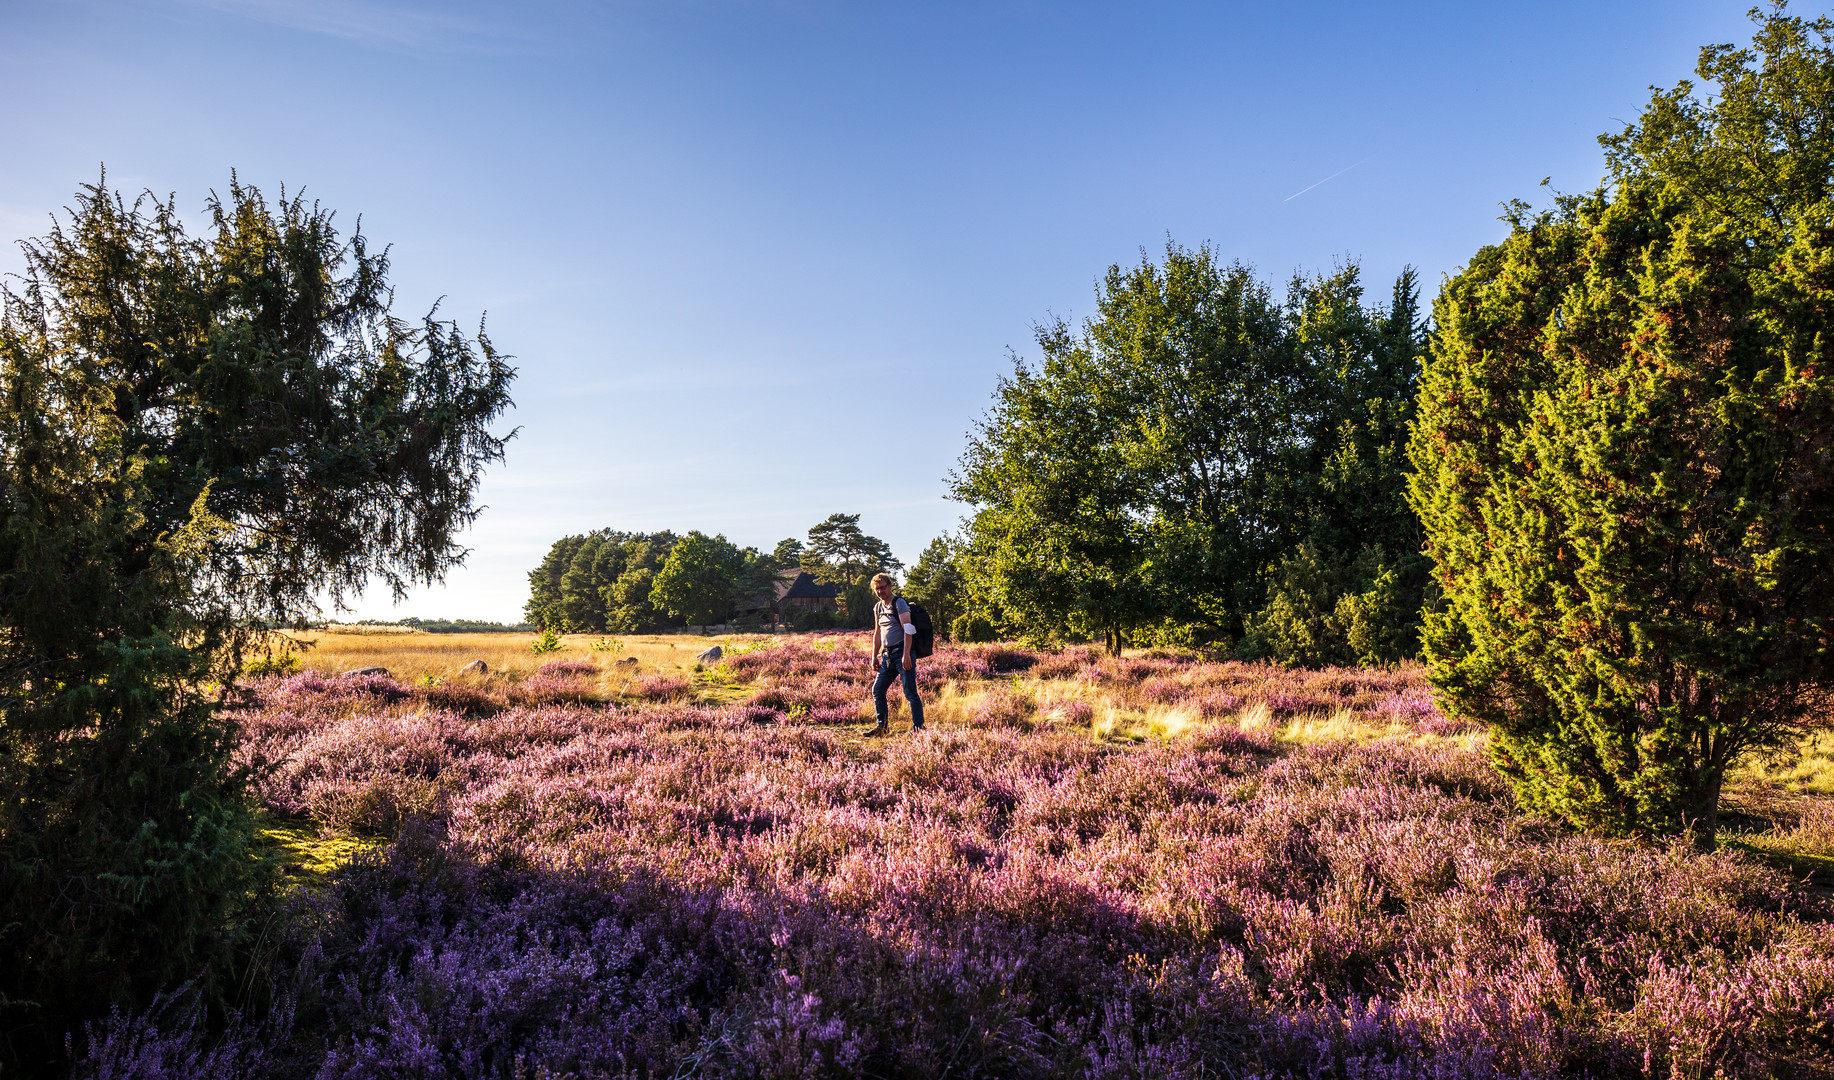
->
xmin=775 ymin=569 xmax=841 ymax=600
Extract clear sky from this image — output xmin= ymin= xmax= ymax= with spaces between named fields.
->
xmin=1 ymin=0 xmax=1780 ymax=622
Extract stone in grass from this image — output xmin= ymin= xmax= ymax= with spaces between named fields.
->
xmin=617 ymin=657 xmax=639 ymax=667
xmin=342 ymin=666 xmax=390 ymax=677
xmin=458 ymin=660 xmax=488 ymax=675
xmin=697 ymin=646 xmax=723 ymax=663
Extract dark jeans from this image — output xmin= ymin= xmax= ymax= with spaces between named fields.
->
xmin=873 ymin=644 xmax=924 ymax=728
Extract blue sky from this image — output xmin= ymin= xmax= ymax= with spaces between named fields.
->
xmin=1 ymin=0 xmax=1776 ymax=621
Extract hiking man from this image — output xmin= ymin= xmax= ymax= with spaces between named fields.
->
xmin=866 ymin=571 xmax=924 ymax=736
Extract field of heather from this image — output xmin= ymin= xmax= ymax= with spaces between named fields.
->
xmin=80 ymin=636 xmax=1834 ymax=1079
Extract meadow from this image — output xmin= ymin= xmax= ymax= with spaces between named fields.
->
xmin=77 ymin=633 xmax=1834 ymax=1079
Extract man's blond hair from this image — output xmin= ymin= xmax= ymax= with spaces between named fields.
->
xmin=870 ymin=572 xmax=896 ymax=590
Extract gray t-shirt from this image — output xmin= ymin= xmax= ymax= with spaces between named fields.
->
xmin=875 ymin=597 xmax=910 ymax=648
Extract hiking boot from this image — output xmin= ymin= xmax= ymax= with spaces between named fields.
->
xmin=862 ymin=722 xmax=889 ymax=738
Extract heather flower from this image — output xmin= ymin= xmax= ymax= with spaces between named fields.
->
xmin=1262 ymin=692 xmax=1328 ymax=717
xmin=1192 ymin=690 xmax=1243 ymax=718
xmin=271 ymin=670 xmax=410 ymax=705
xmin=1139 ymin=677 xmax=1188 ymax=704
xmin=631 ymin=674 xmax=692 ymax=701
xmin=512 ymin=673 xmax=596 ymax=705
xmin=535 ymin=659 xmax=598 ymax=677
xmin=973 ymin=645 xmax=1039 ymax=673
xmin=970 ymin=688 xmax=1035 ymax=729
xmin=101 ymin=647 xmax=1834 ymax=1078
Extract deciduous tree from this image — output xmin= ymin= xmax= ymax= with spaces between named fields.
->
xmin=954 ymin=242 xmax=1426 ymax=654
xmin=652 ymin=531 xmax=746 ymax=630
xmin=903 ymin=535 xmax=967 ymax=639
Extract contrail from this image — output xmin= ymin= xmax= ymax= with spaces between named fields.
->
xmin=1283 ymin=158 xmax=1368 ymax=202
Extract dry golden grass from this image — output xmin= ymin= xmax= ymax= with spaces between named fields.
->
xmin=1734 ymin=729 xmax=1834 ymax=796
xmin=899 ymin=676 xmax=1489 ymax=753
xmin=280 ymin=630 xmax=776 ymax=683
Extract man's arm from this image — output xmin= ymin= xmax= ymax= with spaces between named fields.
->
xmin=899 ymin=599 xmax=916 ymax=670
xmin=871 ymin=609 xmax=881 ymax=662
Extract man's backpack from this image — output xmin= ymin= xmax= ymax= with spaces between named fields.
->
xmin=899 ymin=597 xmax=935 ymax=659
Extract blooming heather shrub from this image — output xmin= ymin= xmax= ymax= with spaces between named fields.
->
xmin=1030 ymin=647 xmax=1101 ymax=679
xmin=916 ymin=649 xmax=995 ymax=683
xmin=1263 ymin=692 xmax=1330 ymax=717
xmin=1623 ymin=942 xmax=1834 ymax=1075
xmin=420 ymin=682 xmax=504 ymax=716
xmin=632 ymin=703 xmax=745 ymax=732
xmin=535 ymin=659 xmax=598 ymax=677
xmin=729 ymin=704 xmax=785 ymax=726
xmin=972 ymin=645 xmax=1039 ymax=673
xmin=632 ymin=674 xmax=692 ymax=701
xmin=1114 ymin=657 xmax=1169 ymax=681
xmin=1374 ymin=687 xmax=1436 ymax=720
xmin=254 ymin=712 xmax=462 ymax=834
xmin=970 ymin=688 xmax=1036 ymax=729
xmin=102 ymin=659 xmax=1834 ymax=1078
xmin=803 ymin=704 xmax=862 ymax=725
xmin=307 ymin=774 xmax=449 ymax=836
xmin=726 ymin=639 xmax=872 ymax=680
xmin=454 ymin=706 xmax=609 ymax=753
xmin=1139 ymin=676 xmax=1189 ymax=704
xmin=1193 ymin=690 xmax=1243 ymax=718
xmin=1788 ymin=800 xmax=1834 ymax=852
xmin=73 ymin=1006 xmax=272 ymax=1080
xmin=511 ymin=672 xmax=597 ymax=706
xmin=749 ymin=686 xmax=793 ymax=710
xmin=785 ymin=677 xmax=859 ymax=710
xmin=272 ymin=671 xmax=410 ymax=705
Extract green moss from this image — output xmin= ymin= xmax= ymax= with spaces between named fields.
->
xmin=1724 ymin=836 xmax=1834 ymax=885
xmin=258 ymin=824 xmax=383 ymax=878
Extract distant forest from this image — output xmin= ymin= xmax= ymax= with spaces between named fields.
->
xmin=525 ymin=514 xmax=905 ymax=633
xmin=320 ymin=617 xmax=534 ymax=633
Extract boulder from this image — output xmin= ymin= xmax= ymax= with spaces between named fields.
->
xmin=342 ymin=666 xmax=390 ymax=677
xmin=458 ymin=659 xmax=488 ymax=675
xmin=696 ymin=646 xmax=723 ymax=663
xmin=616 ymin=657 xmax=639 ymax=667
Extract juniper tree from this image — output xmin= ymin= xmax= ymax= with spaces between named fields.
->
xmin=0 ymin=176 xmax=514 ymax=1067
xmin=1409 ymin=7 xmax=1834 ymax=847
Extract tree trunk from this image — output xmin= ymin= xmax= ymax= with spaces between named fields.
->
xmin=1691 ymin=768 xmax=1725 ymax=851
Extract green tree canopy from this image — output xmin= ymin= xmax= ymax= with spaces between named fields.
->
xmin=607 ymin=566 xmax=662 ymax=633
xmin=1409 ymin=6 xmax=1834 ymax=848
xmin=0 ymin=176 xmax=514 ymax=1068
xmin=525 ymin=530 xmax=679 ymax=632
xmin=651 ymin=531 xmax=747 ymax=629
xmin=953 ymin=242 xmax=1426 ymax=654
xmin=803 ymin=513 xmax=901 ymax=586
xmin=903 ymin=535 xmax=968 ymax=639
